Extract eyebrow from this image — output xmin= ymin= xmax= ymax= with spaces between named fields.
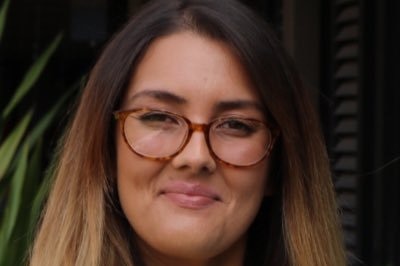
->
xmin=128 ymin=89 xmax=187 ymax=105
xmin=214 ymin=100 xmax=264 ymax=113
xmin=129 ymin=89 xmax=263 ymax=113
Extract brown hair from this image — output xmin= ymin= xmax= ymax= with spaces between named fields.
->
xmin=30 ymin=0 xmax=346 ymax=265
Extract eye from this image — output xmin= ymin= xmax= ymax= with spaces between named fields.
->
xmin=138 ymin=111 xmax=179 ymax=124
xmin=214 ymin=118 xmax=259 ymax=137
xmin=132 ymin=110 xmax=183 ymax=131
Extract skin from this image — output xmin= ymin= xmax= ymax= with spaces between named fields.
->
xmin=116 ymin=31 xmax=271 ymax=266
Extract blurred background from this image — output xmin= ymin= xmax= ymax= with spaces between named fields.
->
xmin=0 ymin=0 xmax=399 ymax=265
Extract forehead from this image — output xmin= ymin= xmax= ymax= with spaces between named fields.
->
xmin=123 ymin=31 xmax=261 ymax=113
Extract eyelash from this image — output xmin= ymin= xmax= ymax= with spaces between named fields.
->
xmin=139 ymin=112 xmax=178 ymax=123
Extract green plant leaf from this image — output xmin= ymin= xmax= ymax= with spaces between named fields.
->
xmin=21 ymin=139 xmax=42 ymax=241
xmin=0 ymin=89 xmax=74 ymax=265
xmin=25 ymin=89 xmax=76 ymax=228
xmin=25 ymin=87 xmax=74 ymax=152
xmin=28 ymin=159 xmax=53 ymax=240
xmin=0 ymin=0 xmax=10 ymax=41
xmin=0 ymin=142 xmax=40 ymax=266
xmin=0 ymin=143 xmax=29 ymax=265
xmin=0 ymin=110 xmax=33 ymax=181
xmin=3 ymin=140 xmax=44 ymax=266
xmin=2 ymin=33 xmax=63 ymax=119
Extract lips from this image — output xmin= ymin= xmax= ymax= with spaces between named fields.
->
xmin=160 ymin=181 xmax=221 ymax=209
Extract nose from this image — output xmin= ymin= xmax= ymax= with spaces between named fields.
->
xmin=170 ymin=130 xmax=217 ymax=174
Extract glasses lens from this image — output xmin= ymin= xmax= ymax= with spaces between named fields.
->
xmin=210 ymin=118 xmax=271 ymax=166
xmin=124 ymin=110 xmax=188 ymax=158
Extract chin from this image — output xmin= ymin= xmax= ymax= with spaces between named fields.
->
xmin=136 ymin=226 xmax=246 ymax=265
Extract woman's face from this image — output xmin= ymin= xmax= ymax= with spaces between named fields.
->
xmin=116 ymin=31 xmax=271 ymax=265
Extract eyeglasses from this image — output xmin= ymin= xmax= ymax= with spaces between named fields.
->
xmin=114 ymin=108 xmax=277 ymax=167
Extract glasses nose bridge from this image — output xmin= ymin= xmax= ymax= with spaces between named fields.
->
xmin=188 ymin=122 xmax=208 ymax=133
xmin=176 ymin=120 xmax=216 ymax=166
xmin=184 ymin=121 xmax=211 ymax=148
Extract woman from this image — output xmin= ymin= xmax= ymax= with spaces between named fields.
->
xmin=30 ymin=0 xmax=346 ymax=265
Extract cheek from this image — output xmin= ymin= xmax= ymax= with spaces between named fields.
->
xmin=116 ymin=133 xmax=163 ymax=186
xmin=224 ymin=160 xmax=269 ymax=201
xmin=116 ymin=135 xmax=163 ymax=224
xmin=220 ymin=160 xmax=270 ymax=229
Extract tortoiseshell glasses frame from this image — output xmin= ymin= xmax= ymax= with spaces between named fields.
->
xmin=114 ymin=108 xmax=278 ymax=168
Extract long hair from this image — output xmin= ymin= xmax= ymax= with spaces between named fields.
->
xmin=30 ymin=0 xmax=346 ymax=265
